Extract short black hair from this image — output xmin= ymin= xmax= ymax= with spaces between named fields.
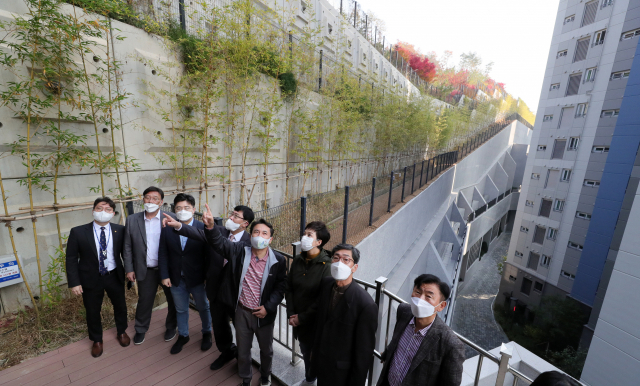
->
xmin=174 ymin=193 xmax=195 ymax=207
xmin=143 ymin=186 xmax=164 ymax=200
xmin=530 ymin=371 xmax=581 ymax=386
xmin=234 ymin=205 xmax=255 ymax=225
xmin=305 ymin=221 xmax=330 ymax=247
xmin=250 ymin=218 xmax=274 ymax=237
xmin=331 ymin=244 xmax=360 ymax=264
xmin=414 ymin=274 xmax=450 ymax=301
xmin=93 ymin=196 xmax=116 ymax=211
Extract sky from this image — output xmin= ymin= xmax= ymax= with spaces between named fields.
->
xmin=331 ymin=0 xmax=560 ymax=112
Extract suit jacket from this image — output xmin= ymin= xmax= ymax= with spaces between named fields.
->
xmin=377 ymin=303 xmax=465 ymax=386
xmin=123 ymin=210 xmax=175 ymax=281
xmin=311 ymin=276 xmax=378 ymax=386
xmin=190 ymin=225 xmax=286 ymax=327
xmin=158 ymin=219 xmax=210 ymax=288
xmin=173 ymin=224 xmax=250 ymax=300
xmin=66 ymin=222 xmax=125 ymax=289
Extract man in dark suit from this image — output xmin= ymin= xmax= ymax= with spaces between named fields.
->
xmin=165 ymin=205 xmax=286 ymax=386
xmin=158 ymin=193 xmax=212 ymax=354
xmin=377 ymin=274 xmax=465 ymax=386
xmin=66 ymin=196 xmax=130 ymax=358
xmin=123 ymin=186 xmax=177 ymax=345
xmin=311 ymin=244 xmax=378 ymax=386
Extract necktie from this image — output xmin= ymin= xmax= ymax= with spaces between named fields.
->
xmin=99 ymin=227 xmax=108 ymax=275
xmin=229 ymin=234 xmax=235 ymax=242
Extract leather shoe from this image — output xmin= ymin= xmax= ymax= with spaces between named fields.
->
xmin=170 ymin=335 xmax=190 ymax=354
xmin=117 ymin=332 xmax=131 ymax=347
xmin=133 ymin=332 xmax=145 ymax=345
xmin=91 ymin=341 xmax=103 ymax=358
xmin=164 ymin=327 xmax=177 ymax=342
xmin=201 ymin=332 xmax=212 ymax=351
xmin=210 ymin=348 xmax=236 ymax=370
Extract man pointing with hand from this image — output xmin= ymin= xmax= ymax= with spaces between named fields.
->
xmin=165 ymin=204 xmax=286 ymax=386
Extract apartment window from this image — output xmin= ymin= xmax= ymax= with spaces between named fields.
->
xmin=593 ymin=29 xmax=606 ymax=46
xmin=566 ymin=73 xmax=583 ymax=95
xmin=584 ymin=68 xmax=597 ymax=83
xmin=520 ymin=226 xmax=529 ymax=233
xmin=539 ymin=199 xmax=553 ymax=218
xmin=581 ymin=1 xmax=598 ymax=27
xmin=564 ymin=15 xmax=575 ymax=24
xmin=541 ymin=255 xmax=551 ymax=268
xmin=576 ymin=211 xmax=592 ymax=220
xmin=573 ymin=38 xmax=590 ymax=62
xmin=533 ymin=281 xmax=544 ymax=293
xmin=601 ymin=109 xmax=619 ymax=117
xmin=610 ymin=70 xmax=630 ymax=80
xmin=552 ymin=140 xmax=567 ymax=159
xmin=547 ymin=228 xmax=558 ymax=240
xmin=526 ymin=200 xmax=535 ymax=207
xmin=561 ymin=270 xmax=576 ymax=279
xmin=532 ymin=173 xmax=540 ymax=180
xmin=550 ymin=83 xmax=560 ymax=90
xmin=601 ymin=0 xmax=613 ymax=8
xmin=569 ymin=137 xmax=580 ymax=150
xmin=533 ymin=226 xmax=546 ymax=245
xmin=554 ymin=199 xmax=565 ymax=212
xmin=538 ymin=145 xmax=547 ymax=151
xmin=527 ymin=252 xmax=541 ymax=270
xmin=568 ymin=241 xmax=583 ymax=251
xmin=561 ymin=169 xmax=572 ymax=182
xmin=576 ymin=103 xmax=588 ymax=117
xmin=521 ymin=278 xmax=533 ymax=296
xmin=584 ymin=179 xmax=600 ymax=187
xmin=592 ymin=146 xmax=609 ymax=153
xmin=543 ymin=115 xmax=553 ymax=122
xmin=557 ymin=50 xmax=568 ymax=59
xmin=515 ymin=251 xmax=524 ymax=257
xmin=621 ymin=28 xmax=640 ymax=41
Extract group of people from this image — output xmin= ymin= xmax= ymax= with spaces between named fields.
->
xmin=66 ymin=186 xmax=466 ymax=386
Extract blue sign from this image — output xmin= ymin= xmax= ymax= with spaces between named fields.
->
xmin=0 ymin=260 xmax=21 ymax=283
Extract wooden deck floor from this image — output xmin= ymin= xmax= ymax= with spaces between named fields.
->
xmin=0 ymin=308 xmax=268 ymax=386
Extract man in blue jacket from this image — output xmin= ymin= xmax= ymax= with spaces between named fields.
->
xmin=159 ymin=193 xmax=212 ymax=354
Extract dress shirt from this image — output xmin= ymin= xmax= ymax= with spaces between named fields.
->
xmin=238 ymin=252 xmax=267 ymax=310
xmin=387 ymin=317 xmax=434 ymax=386
xmin=179 ymin=218 xmax=194 ymax=250
xmin=93 ymin=221 xmax=116 ymax=271
xmin=144 ymin=210 xmax=162 ymax=267
xmin=228 ymin=230 xmax=244 ymax=242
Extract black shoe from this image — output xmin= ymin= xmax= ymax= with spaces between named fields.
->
xmin=164 ymin=327 xmax=177 ymax=342
xmin=170 ymin=335 xmax=190 ymax=354
xmin=261 ymin=375 xmax=271 ymax=386
xmin=240 ymin=380 xmax=250 ymax=386
xmin=201 ymin=332 xmax=212 ymax=351
xmin=210 ymin=349 xmax=235 ymax=370
xmin=133 ymin=332 xmax=145 ymax=345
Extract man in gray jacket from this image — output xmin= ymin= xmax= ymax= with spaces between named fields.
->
xmin=123 ymin=186 xmax=177 ymax=345
xmin=377 ymin=274 xmax=465 ymax=386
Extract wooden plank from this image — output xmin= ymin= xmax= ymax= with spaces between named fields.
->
xmin=144 ymin=346 xmax=221 ymax=386
xmin=0 ymin=350 xmax=60 ymax=382
xmin=0 ymin=361 xmax=65 ymax=386
xmin=163 ymin=358 xmax=237 ymax=386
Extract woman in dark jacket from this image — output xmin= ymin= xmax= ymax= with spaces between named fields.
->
xmin=285 ymin=221 xmax=332 ymax=385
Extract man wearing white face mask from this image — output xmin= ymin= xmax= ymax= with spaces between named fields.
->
xmin=123 ymin=186 xmax=177 ymax=345
xmin=164 ymin=205 xmax=286 ymax=386
xmin=66 ymin=197 xmax=129 ymax=358
xmin=311 ymin=244 xmax=378 ymax=386
xmin=377 ymin=274 xmax=465 ymax=386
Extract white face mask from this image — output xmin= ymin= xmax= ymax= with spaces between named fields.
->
xmin=300 ymin=235 xmax=315 ymax=252
xmin=176 ymin=210 xmax=193 ymax=222
xmin=410 ymin=297 xmax=442 ymax=318
xmin=225 ymin=218 xmax=240 ymax=232
xmin=93 ymin=211 xmax=114 ymax=223
xmin=251 ymin=236 xmax=270 ymax=250
xmin=144 ymin=203 xmax=160 ymax=213
xmin=331 ymin=261 xmax=353 ymax=281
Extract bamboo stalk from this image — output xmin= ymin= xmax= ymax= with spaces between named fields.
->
xmin=105 ymin=23 xmax=124 ymax=205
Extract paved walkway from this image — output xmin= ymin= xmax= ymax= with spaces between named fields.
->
xmin=452 ymin=232 xmax=510 ymax=358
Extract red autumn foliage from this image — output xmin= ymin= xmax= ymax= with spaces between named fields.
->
xmin=395 ymin=41 xmax=436 ymax=82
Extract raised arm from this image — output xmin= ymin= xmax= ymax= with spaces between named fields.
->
xmin=174 ymin=221 xmax=207 ymax=242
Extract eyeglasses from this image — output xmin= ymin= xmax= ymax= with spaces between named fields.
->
xmin=94 ymin=206 xmax=114 ymax=213
xmin=331 ymin=255 xmax=353 ymax=265
xmin=175 ymin=206 xmax=193 ymax=211
xmin=228 ymin=212 xmax=245 ymax=221
xmin=143 ymin=195 xmax=162 ymax=203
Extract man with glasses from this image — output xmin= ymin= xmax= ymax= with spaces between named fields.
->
xmin=163 ymin=205 xmax=253 ymax=370
xmin=311 ymin=244 xmax=378 ymax=386
xmin=158 ymin=193 xmax=213 ymax=354
xmin=123 ymin=186 xmax=177 ymax=345
xmin=66 ymin=197 xmax=130 ymax=357
xmin=165 ymin=204 xmax=286 ymax=386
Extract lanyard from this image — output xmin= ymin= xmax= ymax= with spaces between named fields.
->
xmin=93 ymin=224 xmax=111 ymax=257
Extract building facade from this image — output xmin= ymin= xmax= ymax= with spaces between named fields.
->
xmin=498 ymin=0 xmax=640 ymax=344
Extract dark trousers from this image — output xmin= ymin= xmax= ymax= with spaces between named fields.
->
xmin=299 ymin=340 xmax=316 ymax=382
xmin=82 ymin=271 xmax=128 ymax=343
xmin=207 ymin=285 xmax=236 ymax=355
xmin=134 ymin=267 xmax=177 ymax=333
